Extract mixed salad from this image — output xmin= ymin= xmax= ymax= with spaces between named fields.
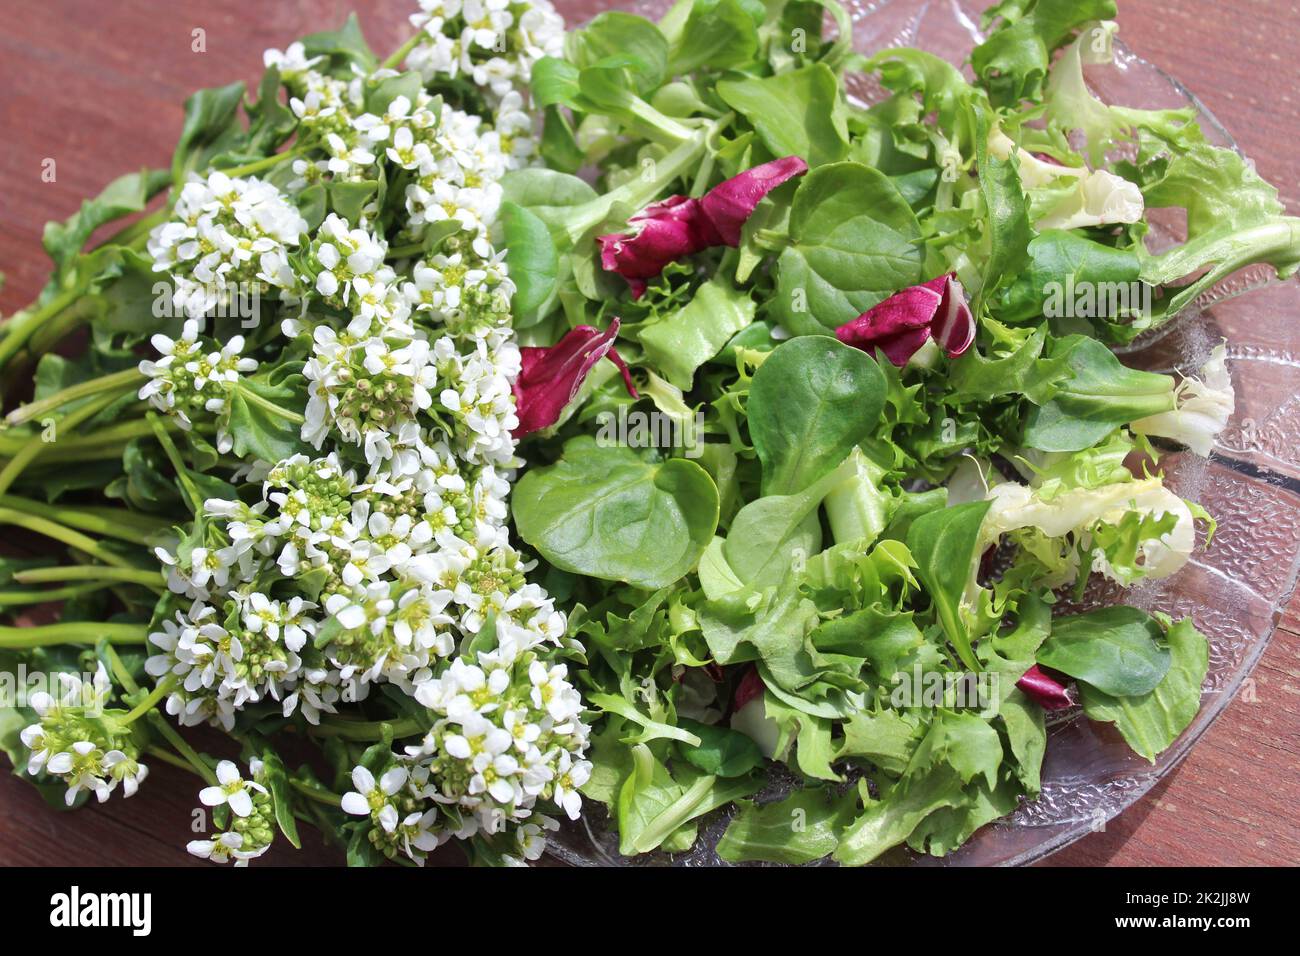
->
xmin=1 ymin=0 xmax=1297 ymax=867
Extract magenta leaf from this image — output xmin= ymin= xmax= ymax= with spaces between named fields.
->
xmin=698 ymin=155 xmax=809 ymax=246
xmin=599 ymin=157 xmax=809 ymax=297
xmin=1016 ymin=664 xmax=1074 ymax=711
xmin=731 ymin=666 xmax=765 ymax=712
xmin=513 ymin=319 xmax=638 ymax=437
xmin=835 ymin=273 xmax=975 ymax=366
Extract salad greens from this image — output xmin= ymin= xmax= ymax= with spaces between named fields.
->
xmin=504 ymin=0 xmax=1292 ymax=864
xmin=0 ymin=0 xmax=1291 ymax=869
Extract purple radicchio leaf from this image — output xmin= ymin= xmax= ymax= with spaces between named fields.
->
xmin=598 ymin=156 xmax=809 ymax=297
xmin=1016 ymin=664 xmax=1075 ymax=711
xmin=834 ymin=273 xmax=976 ymax=366
xmin=512 ymin=319 xmax=637 ymax=437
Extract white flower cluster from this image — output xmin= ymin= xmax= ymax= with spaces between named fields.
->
xmin=342 ymin=640 xmax=590 ymax=862
xmin=147 ymin=170 xmax=307 ymax=318
xmin=20 ymin=665 xmax=149 ymax=806
xmin=136 ymin=319 xmax=259 ymax=452
xmin=406 ymin=0 xmax=565 ymax=111
xmin=187 ymin=759 xmax=276 ymax=866
xmin=128 ymin=0 xmax=587 ymax=866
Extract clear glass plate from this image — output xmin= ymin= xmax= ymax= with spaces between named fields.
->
xmin=545 ymin=0 xmax=1300 ymax=866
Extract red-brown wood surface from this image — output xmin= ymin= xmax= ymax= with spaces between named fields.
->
xmin=1 ymin=0 xmax=1297 ymax=867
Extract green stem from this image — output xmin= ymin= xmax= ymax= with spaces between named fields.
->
xmin=0 ymin=389 xmax=132 ymax=497
xmin=20 ymin=296 xmax=104 ymax=363
xmin=0 ymin=506 xmax=141 ymax=570
xmin=3 ymin=368 xmax=142 ymax=427
xmin=290 ymin=778 xmax=344 ymax=807
xmin=0 ymin=414 xmax=164 ymax=458
xmin=145 ymin=745 xmax=203 ymax=778
xmin=146 ymin=713 xmax=218 ymax=786
xmin=0 ymin=622 xmax=148 ymax=648
xmin=560 ymin=124 xmax=716 ymax=251
xmin=218 ymin=147 xmax=305 ymax=179
xmin=103 ymin=643 xmax=141 ymax=694
xmin=0 ymin=582 xmax=112 ymax=606
xmin=147 ymin=412 xmax=201 ymax=511
xmin=381 ymin=31 xmax=425 ymax=71
xmin=0 ymin=496 xmax=171 ymax=546
xmin=0 ymin=286 xmax=82 ymax=370
xmin=14 ymin=564 xmax=164 ymax=587
xmin=308 ymin=716 xmax=424 ymax=740
xmin=122 ymin=675 xmax=177 ymax=724
xmin=99 ymin=207 xmax=168 ymax=249
xmin=386 ymin=242 xmax=424 ymax=260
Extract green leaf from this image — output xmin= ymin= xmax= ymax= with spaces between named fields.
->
xmin=717 ymin=787 xmax=858 ymax=864
xmin=300 ymin=13 xmax=376 ymax=72
xmin=226 ymin=377 xmax=310 ymax=463
xmin=998 ymin=230 xmax=1143 ymax=325
xmin=171 ymin=81 xmax=247 ymax=183
xmin=999 ymin=689 xmax=1046 ymax=795
xmin=1038 ymin=606 xmax=1171 ymax=697
xmin=946 ymin=327 xmax=1067 ymax=406
xmin=638 ymin=277 xmax=756 ymax=390
xmin=669 ymin=0 xmax=760 ymax=76
xmin=499 ymin=201 xmax=558 ymax=324
xmin=906 ymin=501 xmax=993 ymax=672
xmin=42 ymin=170 xmax=169 ymax=276
xmin=771 ymin=162 xmax=924 ymax=335
xmin=567 ymin=12 xmax=669 ymax=92
xmin=716 ymin=63 xmax=849 ymax=168
xmin=675 ymin=718 xmax=764 ymax=777
xmin=259 ymin=751 xmax=301 ymax=849
xmin=834 ymin=711 xmax=1003 ymax=865
xmin=973 ymin=100 xmax=1034 ymax=303
xmin=616 ymin=744 xmax=757 ymax=855
xmin=513 ymin=437 xmax=719 ymax=589
xmin=748 ymin=336 xmax=886 ymax=496
xmin=1079 ymin=616 xmax=1209 ymax=762
xmin=499 ymin=167 xmax=599 ymax=237
xmin=1023 ymin=337 xmax=1174 ymax=452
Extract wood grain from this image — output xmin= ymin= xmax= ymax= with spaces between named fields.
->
xmin=1 ymin=0 xmax=1297 ymax=867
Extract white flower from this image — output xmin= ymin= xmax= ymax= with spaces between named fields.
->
xmin=199 ymin=760 xmax=267 ymax=817
xmin=341 ymin=764 xmax=410 ymax=832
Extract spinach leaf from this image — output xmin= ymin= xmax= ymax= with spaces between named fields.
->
xmin=500 ymin=168 xmax=599 ymax=237
xmin=498 ymin=201 xmax=558 ymax=325
xmin=999 ymin=230 xmax=1143 ymax=324
xmin=906 ymin=501 xmax=992 ymax=672
xmin=716 ymin=63 xmax=849 ymax=168
xmin=1079 ymin=616 xmax=1209 ymax=761
xmin=999 ymin=690 xmax=1046 ymax=795
xmin=1023 ymin=336 xmax=1174 ymax=452
xmin=669 ymin=0 xmax=760 ymax=76
xmin=675 ymin=718 xmax=765 ymax=777
xmin=771 ymin=162 xmax=924 ymax=335
xmin=566 ymin=11 xmax=669 ymax=92
xmin=1038 ymin=606 xmax=1171 ymax=697
xmin=513 ymin=437 xmax=719 ymax=589
xmin=748 ymin=336 xmax=886 ymax=496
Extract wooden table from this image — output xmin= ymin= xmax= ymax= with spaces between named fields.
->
xmin=1 ymin=0 xmax=1297 ymax=867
